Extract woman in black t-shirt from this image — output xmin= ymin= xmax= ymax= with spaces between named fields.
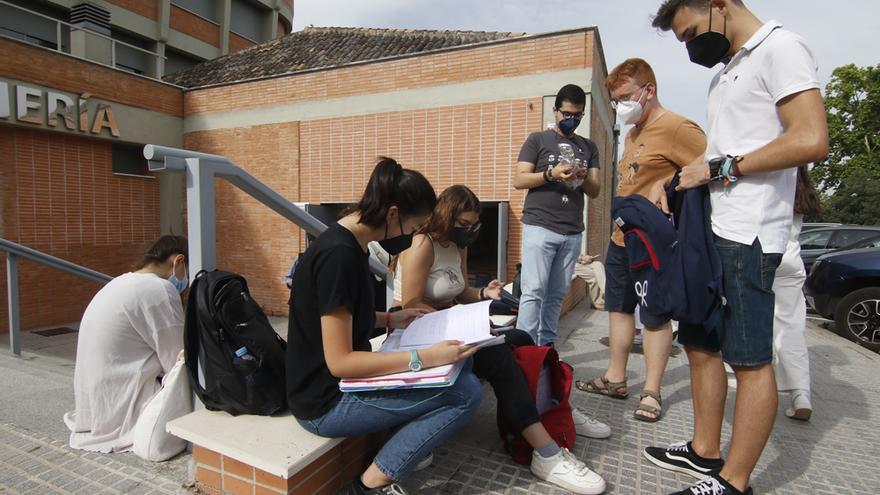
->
xmin=287 ymin=157 xmax=482 ymax=495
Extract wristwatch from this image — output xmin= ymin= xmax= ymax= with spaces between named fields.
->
xmin=708 ymin=155 xmax=744 ymax=185
xmin=409 ymin=350 xmax=423 ymax=372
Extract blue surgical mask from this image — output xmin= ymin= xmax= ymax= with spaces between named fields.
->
xmin=558 ymin=117 xmax=581 ymax=135
xmin=169 ymin=263 xmax=188 ymax=294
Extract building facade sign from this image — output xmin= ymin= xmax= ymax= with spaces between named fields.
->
xmin=0 ymin=80 xmax=120 ymax=138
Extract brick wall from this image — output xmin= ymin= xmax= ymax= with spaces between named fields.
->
xmin=586 ymin=105 xmax=616 ymax=260
xmin=182 ymin=30 xmax=614 ymax=317
xmin=0 ymin=127 xmax=160 ymax=332
xmin=0 ymin=39 xmax=183 ymax=117
xmin=229 ymin=32 xmax=257 ymax=53
xmin=170 ymin=5 xmax=221 ymax=48
xmin=276 ymin=20 xmax=287 ymax=39
xmin=192 ymin=434 xmax=384 ymax=495
xmin=298 ymin=98 xmax=540 ymax=281
xmin=0 ymin=39 xmax=185 ymax=333
xmin=104 ymin=0 xmax=158 ymax=20
xmin=184 ymin=123 xmax=301 ymax=316
xmin=184 ymin=31 xmax=593 ymax=115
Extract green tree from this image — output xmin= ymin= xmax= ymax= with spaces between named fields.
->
xmin=814 ymin=166 xmax=880 ymax=225
xmin=811 ymin=64 xmax=880 ymax=193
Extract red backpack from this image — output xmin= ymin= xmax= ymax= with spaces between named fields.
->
xmin=497 ymin=346 xmax=576 ymax=465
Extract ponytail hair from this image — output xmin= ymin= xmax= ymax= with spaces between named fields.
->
xmin=794 ymin=166 xmax=822 ymax=217
xmin=351 ymin=157 xmax=437 ymax=228
xmin=138 ymin=235 xmax=188 ymax=269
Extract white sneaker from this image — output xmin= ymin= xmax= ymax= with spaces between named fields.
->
xmin=531 ymin=447 xmax=606 ymax=494
xmin=572 ymin=408 xmax=611 ymax=439
xmin=785 ymin=390 xmax=812 ymax=421
xmin=414 ymin=451 xmax=433 ymax=471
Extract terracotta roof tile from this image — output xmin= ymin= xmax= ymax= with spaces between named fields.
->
xmin=164 ymin=26 xmax=526 ymax=88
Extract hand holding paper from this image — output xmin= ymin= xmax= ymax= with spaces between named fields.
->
xmin=398 ymin=300 xmax=496 ymax=349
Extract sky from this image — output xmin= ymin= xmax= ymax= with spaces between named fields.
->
xmin=291 ymin=0 xmax=879 ymax=135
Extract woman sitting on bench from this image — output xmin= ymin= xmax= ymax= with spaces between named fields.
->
xmin=286 ymin=158 xmax=482 ymax=495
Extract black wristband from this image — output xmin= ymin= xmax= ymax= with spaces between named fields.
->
xmin=708 ymin=157 xmax=725 ymax=182
xmin=479 ymin=287 xmax=485 ymax=300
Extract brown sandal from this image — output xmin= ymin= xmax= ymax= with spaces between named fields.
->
xmin=575 ymin=376 xmax=629 ymax=399
xmin=633 ymin=390 xmax=663 ymax=422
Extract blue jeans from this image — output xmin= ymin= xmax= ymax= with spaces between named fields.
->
xmin=296 ymin=360 xmax=482 ymax=482
xmin=518 ymin=224 xmax=582 ymax=345
xmin=678 ymin=236 xmax=782 ymax=366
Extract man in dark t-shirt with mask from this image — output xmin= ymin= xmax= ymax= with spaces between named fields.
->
xmin=513 ymin=84 xmax=602 ymax=346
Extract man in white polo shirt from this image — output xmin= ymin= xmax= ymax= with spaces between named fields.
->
xmin=643 ymin=1 xmax=829 ymax=495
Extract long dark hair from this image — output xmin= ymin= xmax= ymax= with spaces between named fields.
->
xmin=138 ymin=235 xmax=188 ymax=269
xmin=350 ymin=157 xmax=437 ymax=228
xmin=420 ymin=185 xmax=481 ymax=242
xmin=795 ymin=166 xmax=822 ymax=216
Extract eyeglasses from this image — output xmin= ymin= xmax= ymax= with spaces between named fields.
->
xmin=556 ymin=110 xmax=584 ymax=120
xmin=610 ymin=84 xmax=648 ymax=110
xmin=455 ymin=221 xmax=482 ymax=233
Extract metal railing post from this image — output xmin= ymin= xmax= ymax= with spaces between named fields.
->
xmin=56 ymin=20 xmax=62 ymax=51
xmin=6 ymin=253 xmax=21 ymax=357
xmin=185 ymin=158 xmax=217 ymax=277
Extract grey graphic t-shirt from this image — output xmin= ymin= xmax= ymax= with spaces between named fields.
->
xmin=518 ymin=129 xmax=600 ymax=235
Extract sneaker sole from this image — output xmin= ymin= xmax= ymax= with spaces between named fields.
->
xmin=787 ymin=408 xmax=812 ymax=421
xmin=576 ymin=429 xmax=612 ymax=439
xmin=641 ymin=450 xmax=715 ymax=480
xmin=531 ymin=468 xmax=607 ymax=495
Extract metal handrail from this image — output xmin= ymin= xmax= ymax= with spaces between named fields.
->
xmin=143 ymin=144 xmax=393 ymax=280
xmin=0 ymin=0 xmax=165 ymax=77
xmin=1 ymin=238 xmax=112 ymax=356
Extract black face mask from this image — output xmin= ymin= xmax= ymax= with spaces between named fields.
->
xmin=378 ymin=215 xmax=413 ymax=255
xmin=450 ymin=225 xmax=481 ymax=249
xmin=686 ymin=8 xmax=731 ymax=68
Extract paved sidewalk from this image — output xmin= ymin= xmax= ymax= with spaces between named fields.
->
xmin=404 ymin=305 xmax=880 ymax=494
xmin=1 ymin=304 xmax=878 ymax=494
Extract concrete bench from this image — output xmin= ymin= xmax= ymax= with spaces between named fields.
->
xmin=167 ymin=336 xmax=387 ymax=495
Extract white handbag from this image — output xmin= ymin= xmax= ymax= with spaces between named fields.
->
xmin=132 ymin=356 xmax=192 ymax=461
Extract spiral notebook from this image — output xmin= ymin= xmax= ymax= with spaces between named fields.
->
xmin=338 ymin=331 xmax=466 ymax=392
xmin=339 ymin=301 xmax=504 ymax=392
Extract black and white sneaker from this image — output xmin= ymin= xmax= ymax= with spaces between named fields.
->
xmin=643 ymin=441 xmax=724 ymax=479
xmin=345 ymin=480 xmax=408 ymax=495
xmin=669 ymin=474 xmax=753 ymax=495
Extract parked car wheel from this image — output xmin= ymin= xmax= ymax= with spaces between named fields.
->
xmin=833 ymin=287 xmax=880 ymax=352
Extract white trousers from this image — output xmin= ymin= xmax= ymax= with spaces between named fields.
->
xmin=772 ymin=218 xmax=811 ymax=393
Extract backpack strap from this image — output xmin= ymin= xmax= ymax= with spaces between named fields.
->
xmin=184 ymin=274 xmax=211 ymax=401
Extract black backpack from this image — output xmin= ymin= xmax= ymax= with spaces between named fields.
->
xmin=184 ymin=270 xmax=288 ymax=416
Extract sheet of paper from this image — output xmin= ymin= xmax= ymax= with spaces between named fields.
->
xmin=398 ymin=300 xmax=493 ymax=349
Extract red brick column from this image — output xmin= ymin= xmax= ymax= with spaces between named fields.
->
xmin=193 ymin=433 xmax=386 ymax=495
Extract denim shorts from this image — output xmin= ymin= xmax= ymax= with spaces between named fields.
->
xmin=604 ymin=241 xmax=670 ymax=328
xmin=678 ymin=235 xmax=782 ymax=367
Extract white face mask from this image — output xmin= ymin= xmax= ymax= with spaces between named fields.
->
xmin=615 ymin=87 xmax=647 ymax=125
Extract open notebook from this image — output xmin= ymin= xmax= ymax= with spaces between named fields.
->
xmin=339 ymin=301 xmax=505 ymax=392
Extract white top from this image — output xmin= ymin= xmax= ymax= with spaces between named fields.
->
xmin=63 ymin=272 xmax=184 ymax=453
xmin=706 ymin=20 xmax=820 ymax=254
xmin=394 ymin=236 xmax=465 ymax=308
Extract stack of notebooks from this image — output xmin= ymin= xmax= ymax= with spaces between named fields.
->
xmin=339 ymin=300 xmax=504 ymax=392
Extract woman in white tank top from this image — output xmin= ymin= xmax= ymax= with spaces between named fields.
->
xmin=392 ymin=185 xmax=612 ymax=493
xmin=393 ymin=186 xmax=502 ymax=308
